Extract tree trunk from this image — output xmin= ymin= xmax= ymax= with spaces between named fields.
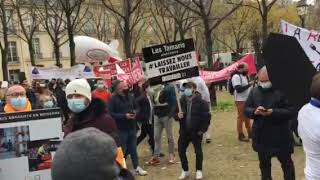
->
xmin=28 ymin=40 xmax=36 ymax=66
xmin=54 ymin=42 xmax=61 ymax=67
xmin=1 ymin=1 xmax=9 ymax=81
xmin=1 ymin=50 xmax=8 ymax=81
xmin=123 ymin=0 xmax=132 ymax=59
xmin=203 ymin=16 xmax=213 ymax=69
xmin=67 ymin=17 xmax=76 ymax=66
xmin=202 ymin=15 xmax=216 ymax=106
xmin=123 ymin=20 xmax=132 ymax=58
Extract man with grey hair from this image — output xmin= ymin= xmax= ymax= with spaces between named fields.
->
xmin=245 ymin=66 xmax=295 ymax=180
xmin=298 ymin=73 xmax=320 ymax=180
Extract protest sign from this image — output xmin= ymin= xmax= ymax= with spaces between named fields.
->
xmin=281 ymin=20 xmax=320 ymax=70
xmin=0 ymin=109 xmax=63 ymax=180
xmin=143 ymin=39 xmax=199 ymax=85
xmin=31 ymin=64 xmax=96 ymax=80
xmin=200 ymin=54 xmax=257 ymax=83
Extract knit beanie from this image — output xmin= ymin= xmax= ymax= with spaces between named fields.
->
xmin=65 ymin=79 xmax=92 ymax=102
xmin=51 ymin=128 xmax=119 ymax=180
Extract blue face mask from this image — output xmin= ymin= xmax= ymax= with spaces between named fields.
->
xmin=43 ymin=100 xmax=54 ymax=108
xmin=67 ymin=98 xmax=87 ymax=113
xmin=11 ymin=97 xmax=27 ymax=110
xmin=184 ymin=88 xmax=193 ymax=97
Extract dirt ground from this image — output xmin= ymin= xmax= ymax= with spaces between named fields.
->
xmin=133 ymin=91 xmax=305 ymax=180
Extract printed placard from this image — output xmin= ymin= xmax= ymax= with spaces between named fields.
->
xmin=143 ymin=39 xmax=199 ymax=85
xmin=0 ymin=109 xmax=63 ymax=180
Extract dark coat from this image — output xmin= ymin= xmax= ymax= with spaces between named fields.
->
xmin=64 ymin=98 xmax=120 ymax=146
xmin=245 ymin=87 xmax=294 ymax=154
xmin=107 ymin=94 xmax=136 ymax=131
xmin=54 ymin=88 xmax=69 ymax=122
xmin=159 ymin=84 xmax=177 ymax=118
xmin=135 ymin=94 xmax=152 ymax=124
xmin=176 ymin=93 xmax=211 ymax=134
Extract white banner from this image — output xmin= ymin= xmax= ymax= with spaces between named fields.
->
xmin=30 ymin=64 xmax=96 ymax=80
xmin=281 ymin=20 xmax=320 ymax=70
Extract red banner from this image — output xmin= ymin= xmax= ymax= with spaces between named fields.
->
xmin=94 ymin=57 xmax=145 ymax=85
xmin=200 ymin=54 xmax=257 ymax=83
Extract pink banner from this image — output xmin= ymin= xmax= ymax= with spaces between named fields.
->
xmin=94 ymin=57 xmax=145 ymax=85
xmin=200 ymin=54 xmax=257 ymax=83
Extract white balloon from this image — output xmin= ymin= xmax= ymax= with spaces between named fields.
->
xmin=74 ymin=36 xmax=121 ymax=63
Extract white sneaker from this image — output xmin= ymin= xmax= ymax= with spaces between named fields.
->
xmin=135 ymin=166 xmax=147 ymax=176
xmin=196 ymin=170 xmax=203 ymax=180
xmin=178 ymin=171 xmax=190 ymax=180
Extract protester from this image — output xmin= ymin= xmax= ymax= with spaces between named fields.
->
xmin=3 ymin=85 xmax=32 ymax=113
xmin=136 ymin=79 xmax=154 ymax=154
xmin=245 ymin=67 xmax=295 ymax=180
xmin=231 ymin=63 xmax=252 ymax=142
xmin=21 ymin=80 xmax=37 ymax=109
xmin=298 ymin=73 xmax=320 ymax=180
xmin=92 ymin=79 xmax=112 ymax=103
xmin=176 ymin=82 xmax=211 ymax=180
xmin=108 ymin=80 xmax=147 ymax=176
xmin=52 ymin=128 xmax=134 ymax=180
xmin=147 ymin=83 xmax=176 ymax=165
xmin=188 ymin=77 xmax=212 ymax=143
xmin=54 ymin=80 xmax=69 ymax=123
xmin=38 ymin=94 xmax=57 ymax=109
xmin=63 ymin=79 xmax=126 ymax=169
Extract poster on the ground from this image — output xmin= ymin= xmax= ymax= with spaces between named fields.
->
xmin=0 ymin=109 xmax=63 ymax=180
xmin=281 ymin=20 xmax=320 ymax=70
xmin=143 ymin=39 xmax=199 ymax=85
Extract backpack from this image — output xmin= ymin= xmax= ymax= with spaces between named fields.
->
xmin=228 ymin=73 xmax=241 ymax=95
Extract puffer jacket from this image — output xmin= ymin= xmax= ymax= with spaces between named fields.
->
xmin=245 ymin=87 xmax=294 ymax=154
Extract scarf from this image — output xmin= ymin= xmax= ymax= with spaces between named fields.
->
xmin=4 ymin=100 xmax=32 ymax=113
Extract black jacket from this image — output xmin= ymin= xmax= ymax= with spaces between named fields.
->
xmin=245 ymin=87 xmax=294 ymax=154
xmin=54 ymin=88 xmax=69 ymax=122
xmin=108 ymin=94 xmax=137 ymax=131
xmin=135 ymin=94 xmax=152 ymax=124
xmin=176 ymin=93 xmax=211 ymax=134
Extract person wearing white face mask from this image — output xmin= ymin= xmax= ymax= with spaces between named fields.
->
xmin=38 ymin=94 xmax=57 ymax=109
xmin=176 ymin=82 xmax=211 ymax=180
xmin=4 ymin=85 xmax=32 ymax=113
xmin=63 ymin=79 xmax=128 ymax=171
xmin=245 ymin=66 xmax=295 ymax=180
xmin=136 ymin=80 xmax=155 ymax=155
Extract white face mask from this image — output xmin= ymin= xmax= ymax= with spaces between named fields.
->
xmin=259 ymin=81 xmax=272 ymax=89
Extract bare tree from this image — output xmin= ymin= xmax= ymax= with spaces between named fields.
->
xmin=159 ymin=0 xmax=198 ymax=41
xmin=174 ymin=0 xmax=242 ymax=69
xmin=214 ymin=7 xmax=253 ymax=54
xmin=58 ymin=0 xmax=86 ymax=66
xmin=229 ymin=0 xmax=278 ymax=67
xmin=102 ymin=0 xmax=145 ymax=58
xmin=148 ymin=0 xmax=177 ymax=44
xmin=80 ymin=5 xmax=112 ymax=43
xmin=36 ymin=0 xmax=68 ymax=67
xmin=0 ymin=0 xmax=10 ymax=80
xmin=11 ymin=0 xmax=41 ymax=66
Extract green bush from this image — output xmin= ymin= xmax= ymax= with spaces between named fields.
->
xmin=213 ymin=101 xmax=234 ymax=111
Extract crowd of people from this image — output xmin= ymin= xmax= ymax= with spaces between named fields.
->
xmin=0 ymin=61 xmax=319 ymax=180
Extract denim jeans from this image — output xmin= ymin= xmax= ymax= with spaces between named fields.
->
xmin=119 ymin=129 xmax=139 ymax=169
xmin=154 ymin=116 xmax=175 ymax=157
